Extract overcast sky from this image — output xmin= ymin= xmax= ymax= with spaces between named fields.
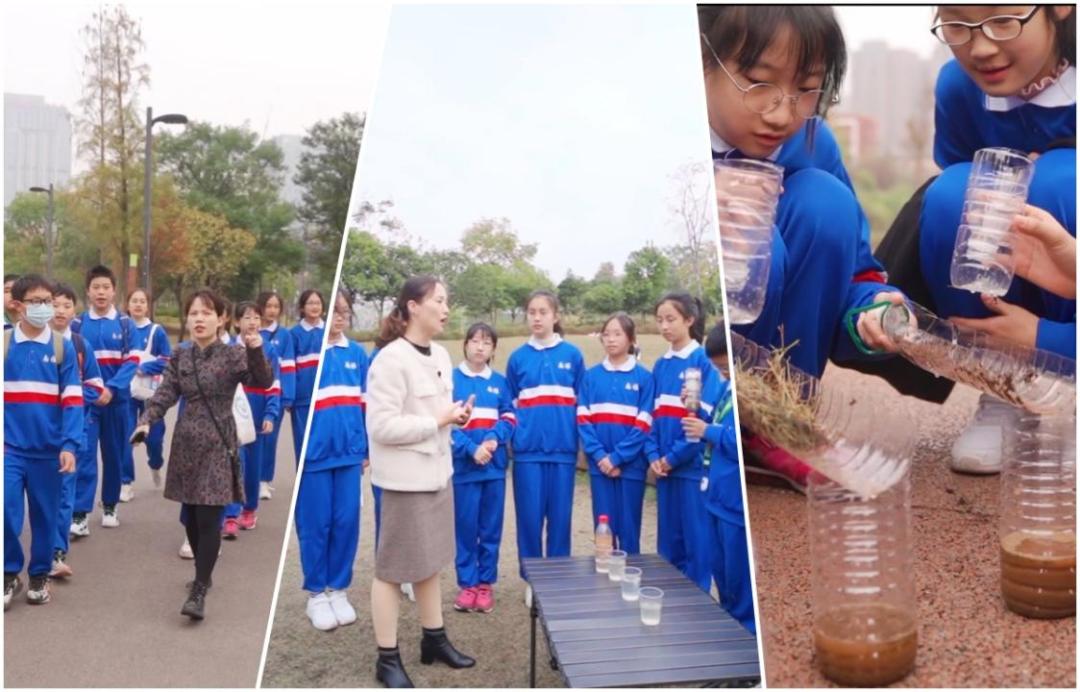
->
xmin=4 ymin=0 xmax=390 ymax=140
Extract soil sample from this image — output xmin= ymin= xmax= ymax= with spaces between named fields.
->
xmin=813 ymin=603 xmax=917 ymax=687
xmin=1000 ymin=530 xmax=1076 ymax=619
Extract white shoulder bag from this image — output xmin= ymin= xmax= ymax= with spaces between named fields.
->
xmin=131 ymin=324 xmax=164 ymax=401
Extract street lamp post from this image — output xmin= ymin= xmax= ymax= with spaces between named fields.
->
xmin=29 ymin=184 xmax=54 ymax=277
xmin=143 ymin=106 xmax=188 ymax=298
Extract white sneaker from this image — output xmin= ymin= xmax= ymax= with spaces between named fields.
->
xmin=119 ymin=484 xmax=134 ymax=502
xmin=327 ymin=589 xmax=357 ymax=626
xmin=179 ymin=538 xmax=194 ymax=559
xmin=400 ymin=582 xmax=415 ymax=602
xmin=524 ymin=584 xmax=533 ymax=609
xmin=259 ymin=481 xmax=272 ymax=500
xmin=101 ymin=508 xmax=119 ymax=528
xmin=70 ymin=515 xmax=90 ymax=538
xmin=151 ymin=468 xmax=163 ymax=488
xmin=306 ymin=592 xmax=338 ymax=631
xmin=951 ymin=395 xmax=1017 ymax=475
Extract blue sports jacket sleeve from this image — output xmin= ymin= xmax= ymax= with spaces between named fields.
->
xmin=608 ymin=373 xmax=654 ymax=467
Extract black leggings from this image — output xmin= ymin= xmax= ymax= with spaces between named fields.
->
xmin=183 ymin=504 xmax=225 ymax=586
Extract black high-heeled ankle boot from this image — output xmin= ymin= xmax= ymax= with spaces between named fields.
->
xmin=419 ymin=627 xmax=476 ymax=668
xmin=181 ymin=580 xmax=208 ymax=620
xmin=376 ymin=646 xmax=414 ymax=688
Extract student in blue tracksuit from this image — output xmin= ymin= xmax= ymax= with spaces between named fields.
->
xmin=917 ymin=7 xmax=1076 ymax=474
xmin=49 ymin=283 xmax=105 ymax=580
xmin=683 ymin=323 xmax=755 ymax=633
xmin=451 ymin=323 xmax=515 ymax=615
xmin=291 ymin=289 xmax=326 ymax=466
xmin=123 ymin=288 xmax=172 ymax=497
xmin=257 ymin=291 xmax=295 ymax=500
xmin=4 ymin=275 xmax=83 ymax=608
xmin=507 ymin=291 xmax=585 ymax=599
xmin=71 ymin=265 xmax=138 ymax=531
xmin=223 ymin=302 xmax=282 ymax=540
xmin=699 ymin=6 xmax=904 ymax=379
xmin=577 ymin=313 xmax=653 ymax=556
xmin=296 ymin=289 xmax=368 ymax=632
xmin=645 ymin=293 xmax=721 ymax=593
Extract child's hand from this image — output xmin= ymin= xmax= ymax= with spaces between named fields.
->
xmin=856 ymin=292 xmax=906 ymax=352
xmin=951 ymin=295 xmax=1039 ymax=348
xmin=473 ymin=446 xmax=493 ymax=464
xmin=59 ymin=451 xmax=76 ymax=474
xmin=609 ymin=466 xmax=622 ymax=478
xmin=1011 ymin=204 xmax=1076 ymax=299
xmin=482 ymin=439 xmax=498 ymax=453
xmin=242 ymin=332 xmax=263 ymax=350
xmin=96 ymin=387 xmax=113 ymax=407
xmin=649 ymin=459 xmax=668 ymax=478
xmin=597 ymin=457 xmax=615 ymax=475
xmin=681 ymin=416 xmax=707 ymax=440
xmin=261 ymin=420 xmax=275 ymax=435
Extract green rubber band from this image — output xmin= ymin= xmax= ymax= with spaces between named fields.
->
xmin=844 ymin=300 xmax=894 ymax=356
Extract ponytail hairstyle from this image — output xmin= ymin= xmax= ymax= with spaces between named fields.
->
xmin=463 ymin=321 xmax=499 ymax=364
xmin=297 ymin=289 xmax=325 ymax=321
xmin=600 ymin=311 xmax=639 ymax=358
xmin=655 ymin=292 xmax=706 ymax=344
xmin=375 ymin=274 xmax=443 ymax=350
xmin=525 ymin=289 xmax=564 ymax=336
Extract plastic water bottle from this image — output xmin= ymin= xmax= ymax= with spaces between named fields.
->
xmin=595 ymin=515 xmax=613 ymax=573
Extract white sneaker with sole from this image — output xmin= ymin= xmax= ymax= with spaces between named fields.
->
xmin=70 ymin=516 xmax=90 ymax=538
xmin=179 ymin=538 xmax=194 ymax=559
xmin=259 ymin=481 xmax=272 ymax=500
xmin=306 ymin=592 xmax=338 ymax=631
xmin=119 ymin=484 xmax=134 ymax=502
xmin=328 ymin=589 xmax=357 ymax=626
xmin=101 ymin=508 xmax=119 ymax=528
xmin=400 ymin=582 xmax=415 ymax=602
xmin=951 ymin=395 xmax=1017 ymax=475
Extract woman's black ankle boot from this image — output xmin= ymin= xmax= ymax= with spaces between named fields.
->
xmin=376 ymin=646 xmax=414 ymax=688
xmin=419 ymin=627 xmax=476 ymax=668
xmin=181 ymin=580 xmax=208 ymax=620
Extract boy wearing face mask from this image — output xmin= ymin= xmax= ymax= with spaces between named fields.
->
xmin=4 ymin=275 xmax=84 ymax=609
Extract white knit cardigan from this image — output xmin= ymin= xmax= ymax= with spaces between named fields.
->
xmin=366 ymin=337 xmax=455 ymax=492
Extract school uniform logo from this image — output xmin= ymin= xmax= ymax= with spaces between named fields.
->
xmin=487 ymin=386 xmax=500 ymax=395
xmin=557 ymin=361 xmax=572 ymax=370
xmin=43 ymin=354 xmax=56 ymax=364
xmin=345 ymin=361 xmax=358 ymax=370
xmin=625 ymin=382 xmax=639 ymax=392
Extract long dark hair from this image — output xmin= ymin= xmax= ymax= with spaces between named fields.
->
xmin=376 ymin=275 xmax=443 ymax=350
xmin=698 ymin=5 xmax=846 ymax=141
xmin=463 ymin=322 xmax=498 ymax=364
xmin=655 ymin=292 xmax=706 ymax=344
xmin=256 ymin=291 xmax=284 ymax=320
xmin=297 ymin=289 xmax=325 ymax=321
xmin=1053 ymin=7 xmax=1077 ymax=64
xmin=525 ymin=289 xmax=564 ymax=336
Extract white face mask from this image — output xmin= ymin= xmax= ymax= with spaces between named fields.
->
xmin=25 ymin=303 xmax=55 ymax=328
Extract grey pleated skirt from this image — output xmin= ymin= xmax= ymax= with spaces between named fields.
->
xmin=374 ymin=484 xmax=455 ymax=584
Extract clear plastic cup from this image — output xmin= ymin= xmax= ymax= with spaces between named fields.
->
xmin=621 ymin=567 xmax=642 ymax=601
xmin=950 ymin=147 xmax=1033 ymax=296
xmin=639 ymin=586 xmax=664 ymax=625
xmin=607 ymin=550 xmax=627 ymax=582
xmin=715 ymin=158 xmax=784 ymax=325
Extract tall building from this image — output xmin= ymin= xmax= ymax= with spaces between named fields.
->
xmin=4 ymin=93 xmax=73 ymax=208
xmin=843 ymin=41 xmax=948 ymax=160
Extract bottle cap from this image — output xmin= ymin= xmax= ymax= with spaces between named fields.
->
xmin=599 ymin=515 xmax=609 ymax=523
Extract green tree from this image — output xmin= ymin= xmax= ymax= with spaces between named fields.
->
xmin=557 ymin=271 xmax=589 ymax=315
xmin=456 ymin=264 xmax=510 ymax=323
xmin=460 ymin=217 xmax=537 ymax=264
xmin=593 ymin=261 xmax=618 ymax=284
xmin=156 ymin=122 xmax=301 ymax=297
xmin=623 ymin=244 xmax=671 ymax=317
xmin=505 ymin=261 xmax=553 ymax=321
xmin=583 ymin=281 xmax=624 ymax=317
xmin=340 ymin=230 xmax=424 ymax=318
xmin=294 ymin=113 xmax=364 ymax=287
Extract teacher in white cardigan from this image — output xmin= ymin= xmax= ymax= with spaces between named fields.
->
xmin=366 ymin=275 xmax=476 ymax=689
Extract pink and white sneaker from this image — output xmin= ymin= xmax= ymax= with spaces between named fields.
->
xmin=474 ymin=584 xmax=494 ymax=613
xmin=222 ymin=518 xmax=240 ymax=540
xmin=239 ymin=510 xmax=258 ymax=530
xmin=453 ymin=587 xmax=478 ymax=612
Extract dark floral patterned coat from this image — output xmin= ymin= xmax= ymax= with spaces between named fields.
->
xmin=139 ymin=340 xmax=273 ymax=506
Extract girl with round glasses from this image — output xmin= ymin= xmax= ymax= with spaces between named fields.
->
xmin=873 ymin=6 xmax=1074 ymax=476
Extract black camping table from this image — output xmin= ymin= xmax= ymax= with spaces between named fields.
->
xmin=522 ymin=553 xmax=761 ymax=688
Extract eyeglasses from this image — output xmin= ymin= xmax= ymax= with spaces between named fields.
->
xmin=22 ymin=297 xmax=53 ymax=307
xmin=701 ymin=33 xmax=830 ymax=120
xmin=931 ymin=6 xmax=1041 ymax=46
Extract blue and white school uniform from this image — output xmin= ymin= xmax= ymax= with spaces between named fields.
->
xmin=506 ymin=334 xmax=585 ymax=577
xmin=920 ymin=60 xmax=1076 ymax=357
xmin=715 ymin=122 xmax=898 ymax=378
xmin=701 ymin=377 xmax=755 ymax=633
xmin=451 ymin=362 xmax=515 ymax=588
xmin=225 ymin=338 xmax=282 ymax=519
xmin=644 ymin=340 xmax=721 ymax=593
xmin=125 ymin=318 xmax=172 ymax=482
xmin=290 ymin=319 xmax=325 ymax=465
xmin=577 ymin=356 xmax=654 ymax=555
xmin=261 ymin=322 xmax=295 ymax=484
xmin=72 ymin=307 xmax=139 ymax=512
xmin=295 ymin=335 xmax=368 ymax=593
xmin=54 ymin=328 xmax=104 ymax=556
xmin=4 ymin=325 xmax=84 ymax=578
